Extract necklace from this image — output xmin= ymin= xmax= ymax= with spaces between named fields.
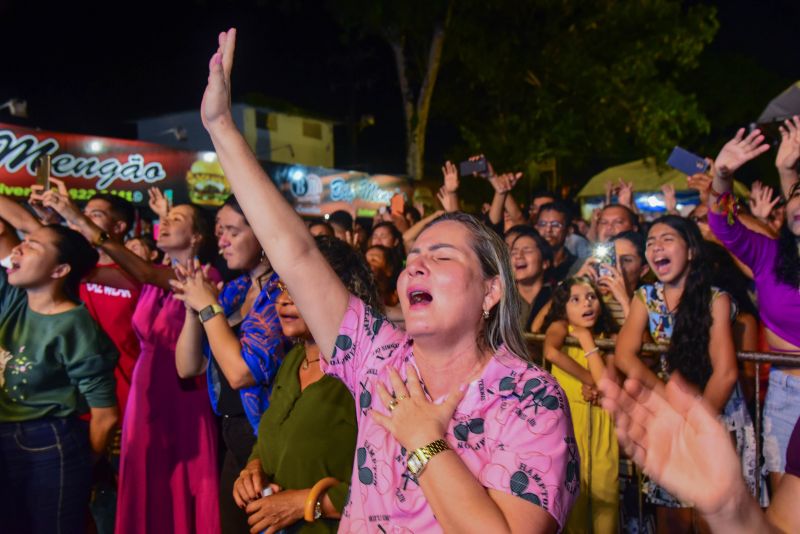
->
xmin=302 ymin=357 xmax=321 ymax=370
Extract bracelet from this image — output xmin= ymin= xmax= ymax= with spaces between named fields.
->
xmin=584 ymin=347 xmax=600 ymax=358
xmin=304 ymin=477 xmax=338 ymax=522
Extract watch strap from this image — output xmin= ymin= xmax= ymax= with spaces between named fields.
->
xmin=407 ymin=438 xmax=450 ymax=477
xmin=198 ymin=304 xmax=224 ymax=323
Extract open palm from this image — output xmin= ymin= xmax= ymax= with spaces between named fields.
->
xmin=714 ymin=128 xmax=769 ymax=178
xmin=599 ymin=375 xmax=744 ymax=516
xmin=201 ymin=29 xmax=237 ymax=131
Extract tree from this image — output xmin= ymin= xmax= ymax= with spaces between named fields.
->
xmin=332 ymin=0 xmax=454 ymax=180
xmin=436 ymin=0 xmax=719 ymax=187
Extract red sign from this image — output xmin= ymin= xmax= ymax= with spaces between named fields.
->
xmin=0 ymin=122 xmax=223 ymax=206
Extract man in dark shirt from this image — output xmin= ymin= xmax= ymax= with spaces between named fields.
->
xmin=535 ymin=201 xmax=577 ymax=286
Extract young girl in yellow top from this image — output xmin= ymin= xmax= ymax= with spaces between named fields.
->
xmin=543 ymin=276 xmax=620 ymax=534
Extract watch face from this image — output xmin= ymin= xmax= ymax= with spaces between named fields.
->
xmin=407 ymin=454 xmax=423 ymax=475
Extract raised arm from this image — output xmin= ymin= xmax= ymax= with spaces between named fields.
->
xmin=0 ymin=193 xmax=42 ymax=234
xmin=41 ymin=189 xmax=175 ymax=290
xmin=775 ymin=116 xmax=800 ymax=197
xmin=201 ymin=29 xmax=348 ymax=359
xmin=403 ymin=210 xmax=444 ymax=252
xmin=711 ymin=128 xmax=770 ymax=209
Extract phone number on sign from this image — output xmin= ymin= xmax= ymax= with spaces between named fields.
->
xmin=0 ymin=183 xmax=144 ymax=203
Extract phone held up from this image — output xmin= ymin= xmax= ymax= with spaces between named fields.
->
xmin=666 ymin=146 xmax=708 ymax=177
xmin=592 ymin=242 xmax=616 ymax=278
xmin=35 ymin=155 xmax=51 ymax=191
xmin=458 ymin=157 xmax=489 ymax=178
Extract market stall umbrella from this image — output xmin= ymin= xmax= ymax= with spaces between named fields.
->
xmin=758 ymin=81 xmax=800 ymax=122
xmin=577 ymin=158 xmax=749 ymax=198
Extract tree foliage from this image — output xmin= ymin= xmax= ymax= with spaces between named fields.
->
xmin=436 ymin=1 xmax=718 ymax=184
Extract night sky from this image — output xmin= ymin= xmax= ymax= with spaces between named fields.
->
xmin=1 ymin=0 xmax=798 ymax=179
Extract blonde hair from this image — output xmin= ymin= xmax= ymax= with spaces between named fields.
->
xmin=422 ymin=212 xmax=529 ymax=360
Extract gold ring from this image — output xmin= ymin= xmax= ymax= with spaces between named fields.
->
xmin=396 ymin=394 xmax=408 ymax=401
xmin=388 ymin=399 xmax=398 ymax=411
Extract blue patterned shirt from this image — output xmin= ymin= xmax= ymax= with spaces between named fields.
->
xmin=204 ymin=272 xmax=285 ymax=433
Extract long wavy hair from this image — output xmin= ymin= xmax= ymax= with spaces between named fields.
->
xmin=423 ymin=212 xmax=530 ymax=361
xmin=775 ymin=183 xmax=800 ymax=287
xmin=650 ymin=215 xmax=714 ymax=389
xmin=541 ymin=277 xmax=619 ymax=336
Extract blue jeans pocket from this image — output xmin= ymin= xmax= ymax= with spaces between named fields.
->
xmin=14 ymin=421 xmax=61 ymax=452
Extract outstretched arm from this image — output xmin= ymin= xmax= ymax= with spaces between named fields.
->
xmin=201 ymin=29 xmax=348 ymax=360
xmin=0 ymin=193 xmax=42 ymax=234
xmin=41 ymin=189 xmax=175 ymax=290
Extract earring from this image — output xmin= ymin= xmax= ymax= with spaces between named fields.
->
xmin=482 ymin=309 xmax=490 ymax=320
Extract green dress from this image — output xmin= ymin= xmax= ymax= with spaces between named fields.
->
xmin=250 ymin=344 xmax=357 ymax=533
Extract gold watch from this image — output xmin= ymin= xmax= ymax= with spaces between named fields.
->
xmin=406 ymin=439 xmax=450 ymax=478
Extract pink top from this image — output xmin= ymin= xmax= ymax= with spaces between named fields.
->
xmin=322 ymin=296 xmax=577 ymax=532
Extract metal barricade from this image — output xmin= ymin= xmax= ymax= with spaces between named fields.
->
xmin=523 ymin=333 xmax=800 ymax=529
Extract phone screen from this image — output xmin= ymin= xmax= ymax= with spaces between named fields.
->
xmin=35 ymin=155 xmax=51 ymax=190
xmin=666 ymin=146 xmax=708 ymax=176
xmin=390 ymin=194 xmax=404 ymax=216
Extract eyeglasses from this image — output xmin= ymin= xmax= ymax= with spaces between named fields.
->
xmin=535 ymin=220 xmax=564 ymax=230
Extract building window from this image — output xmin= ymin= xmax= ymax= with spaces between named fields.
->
xmin=257 ymin=111 xmax=278 ymax=131
xmin=302 ymin=121 xmax=322 ymax=140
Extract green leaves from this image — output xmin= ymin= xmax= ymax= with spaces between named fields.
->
xmin=436 ymin=0 xmax=718 ymax=180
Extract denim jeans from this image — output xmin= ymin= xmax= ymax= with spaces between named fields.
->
xmin=763 ymin=369 xmax=800 ymax=473
xmin=0 ymin=416 xmax=91 ymax=534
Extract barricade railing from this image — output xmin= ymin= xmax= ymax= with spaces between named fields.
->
xmin=523 ymin=333 xmax=800 ymax=528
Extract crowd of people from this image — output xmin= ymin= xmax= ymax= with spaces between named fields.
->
xmin=0 ymin=28 xmax=799 ymax=534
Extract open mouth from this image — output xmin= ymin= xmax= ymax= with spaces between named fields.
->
xmin=582 ymin=309 xmax=596 ymax=319
xmin=652 ymin=257 xmax=671 ymax=274
xmin=408 ymin=289 xmax=433 ymax=306
xmin=514 ymin=261 xmax=528 ymax=270
xmin=6 ymin=260 xmax=19 ymax=275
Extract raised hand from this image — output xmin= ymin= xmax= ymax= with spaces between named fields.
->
xmin=687 ymin=172 xmax=712 ymax=205
xmin=148 ymin=187 xmax=170 ymax=220
xmin=436 ymin=186 xmax=458 ymax=213
xmin=748 ymin=181 xmax=780 ymax=220
xmin=488 ymin=172 xmax=522 ymax=195
xmin=441 ymin=161 xmax=459 ymax=193
xmin=617 ymin=179 xmax=634 ymax=208
xmin=201 ymin=28 xmax=237 ymax=131
xmin=598 ymin=375 xmax=744 ymax=516
xmin=775 ymin=115 xmax=800 ymax=172
xmin=714 ymin=128 xmax=770 ymax=179
xmin=660 ymin=184 xmax=677 ymax=214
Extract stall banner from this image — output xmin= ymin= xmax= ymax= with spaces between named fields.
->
xmin=266 ymin=163 xmax=412 ymax=217
xmin=0 ymin=122 xmax=410 ymax=214
xmin=0 ymin=122 xmax=229 ymax=206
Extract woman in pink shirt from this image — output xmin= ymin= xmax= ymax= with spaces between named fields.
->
xmin=200 ymin=29 xmax=577 ymax=533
